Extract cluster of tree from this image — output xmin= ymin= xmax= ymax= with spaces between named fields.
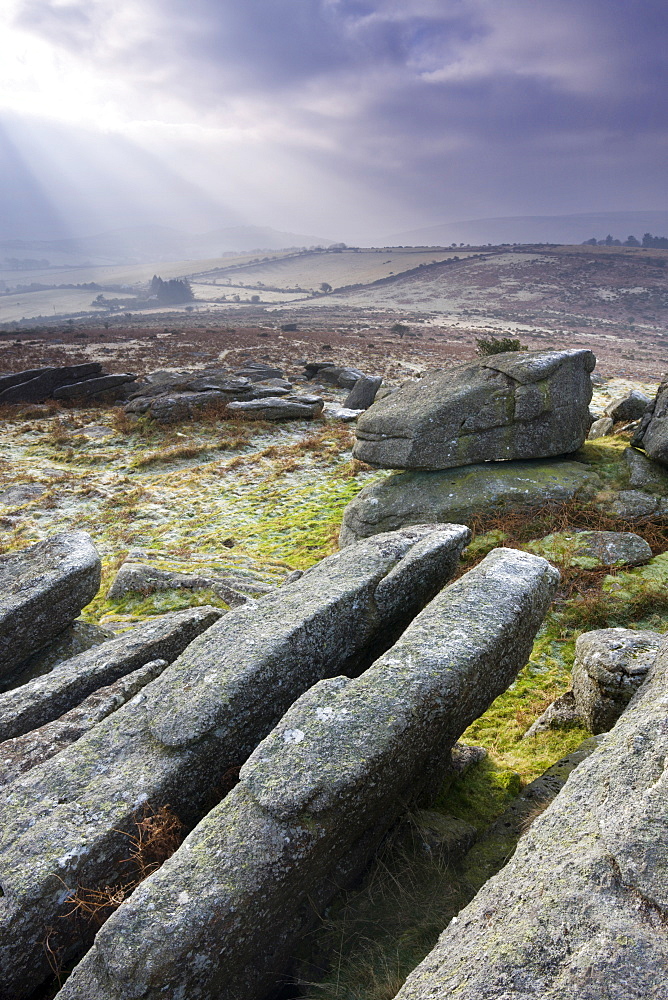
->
xmin=149 ymin=275 xmax=194 ymax=304
xmin=582 ymin=233 xmax=668 ymax=248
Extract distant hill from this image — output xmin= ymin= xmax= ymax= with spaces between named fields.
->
xmin=385 ymin=211 xmax=668 ymax=248
xmin=0 ymin=225 xmax=335 ymax=268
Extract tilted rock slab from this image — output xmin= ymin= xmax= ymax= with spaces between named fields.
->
xmin=339 ymin=458 xmax=600 ymax=546
xmin=0 ymin=526 xmax=469 ymax=999
xmin=632 ymin=379 xmax=668 ymax=466
xmin=226 ymin=393 xmax=324 ymax=420
xmin=353 ymin=348 xmax=595 ymax=470
xmin=0 ymin=605 xmax=223 ymax=743
xmin=0 ymin=364 xmax=103 ymax=403
xmin=0 ymin=659 xmax=167 ymax=788
xmin=394 ymin=635 xmax=668 ymax=1000
xmin=572 ymin=627 xmax=663 ymax=733
xmin=0 ymin=531 xmax=101 ymax=676
xmin=58 ymin=547 xmax=559 ymax=1000
xmin=52 ymin=374 xmax=137 ymax=400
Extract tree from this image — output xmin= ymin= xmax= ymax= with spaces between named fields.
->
xmin=319 ymin=282 xmax=332 ymax=293
xmin=150 ymin=275 xmax=194 ymax=304
xmin=390 ymin=322 xmax=410 ymax=338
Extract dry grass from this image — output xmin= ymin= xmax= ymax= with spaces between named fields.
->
xmin=131 ymin=443 xmax=210 ymax=468
xmin=60 ymin=804 xmax=184 ymax=927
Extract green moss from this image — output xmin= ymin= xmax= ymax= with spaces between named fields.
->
xmin=435 ymin=757 xmax=521 ymax=833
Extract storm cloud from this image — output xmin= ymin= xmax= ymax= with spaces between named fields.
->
xmin=2 ymin=0 xmax=667 ymax=242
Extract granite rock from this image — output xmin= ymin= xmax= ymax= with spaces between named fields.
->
xmin=340 ymin=458 xmax=601 ymax=546
xmin=0 ymin=532 xmax=101 ymax=677
xmin=353 ymin=349 xmax=595 ymax=470
xmin=572 ymin=627 xmax=663 ymax=733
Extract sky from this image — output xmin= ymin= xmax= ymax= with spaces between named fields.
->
xmin=1 ymin=0 xmax=667 ymax=244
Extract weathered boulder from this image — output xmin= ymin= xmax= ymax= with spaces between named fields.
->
xmin=125 ymin=389 xmax=228 ymax=422
xmin=52 ymin=374 xmax=137 ymax=400
xmin=340 ymin=459 xmax=601 ymax=546
xmin=0 ymin=605 xmax=222 ymax=742
xmin=0 ymin=364 xmax=103 ymax=403
xmin=226 ymin=394 xmax=324 ymax=420
xmin=631 ymin=379 xmax=668 ymax=465
xmin=394 ymin=635 xmax=668 ymax=1000
xmin=600 ymin=488 xmax=668 ymax=522
xmin=0 ymin=532 xmax=101 ymax=677
xmin=0 ymin=526 xmax=470 ymax=999
xmin=526 ymin=529 xmax=652 ymax=569
xmin=603 ymin=389 xmax=650 ymax=423
xmin=572 ymin=627 xmax=663 ymax=733
xmin=623 ymin=446 xmax=668 ymax=493
xmin=353 ymin=349 xmax=596 ymax=470
xmin=0 ymin=659 xmax=167 ymax=788
xmin=58 ymin=548 xmax=559 ymax=1000
xmin=587 ymin=415 xmax=614 ymax=439
xmin=305 ymin=362 xmax=364 ymax=389
xmin=344 ymin=374 xmax=382 ymax=410
xmin=107 ymin=561 xmax=249 ymax=607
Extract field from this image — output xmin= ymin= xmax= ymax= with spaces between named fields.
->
xmin=0 ymin=245 xmax=666 ymax=385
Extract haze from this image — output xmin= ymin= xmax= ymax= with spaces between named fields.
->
xmin=1 ymin=0 xmax=667 ymax=246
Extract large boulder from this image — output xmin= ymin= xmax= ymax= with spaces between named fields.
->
xmin=0 ymin=532 xmax=101 ymax=677
xmin=226 ymin=394 xmax=324 ymax=420
xmin=0 ymin=364 xmax=102 ymax=403
xmin=572 ymin=627 xmax=663 ymax=733
xmin=353 ymin=349 xmax=596 ymax=470
xmin=0 ymin=526 xmax=470 ymax=999
xmin=57 ymin=548 xmax=559 ymax=1000
xmin=344 ymin=375 xmax=382 ymax=409
xmin=603 ymin=389 xmax=650 ymax=423
xmin=623 ymin=446 xmax=668 ymax=493
xmin=631 ymin=378 xmax=668 ymax=465
xmin=340 ymin=458 xmax=601 ymax=546
xmin=394 ymin=634 xmax=668 ymax=1000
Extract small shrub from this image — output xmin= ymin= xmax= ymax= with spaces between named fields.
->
xmin=475 ymin=336 xmax=527 ymax=356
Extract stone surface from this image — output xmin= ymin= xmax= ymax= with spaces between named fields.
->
xmin=339 ymin=458 xmax=601 ymax=546
xmin=526 ymin=529 xmax=652 ymax=569
xmin=323 ymin=404 xmax=363 ymax=421
xmin=603 ymin=389 xmax=650 ymax=423
xmin=632 ymin=379 xmax=668 ymax=466
xmin=0 ymin=605 xmax=222 ymax=742
xmin=0 ymin=659 xmax=167 ymax=788
xmin=0 ymin=364 xmax=102 ymax=403
xmin=226 ymin=394 xmax=324 ymax=420
xmin=572 ymin=627 xmax=663 ymax=733
xmin=344 ymin=374 xmax=382 ymax=409
xmin=0 ymin=526 xmax=470 ymax=999
xmin=126 ymin=389 xmax=228 ymax=422
xmin=1 ymin=620 xmax=114 ymax=694
xmin=52 ymin=374 xmax=137 ymax=399
xmin=600 ymin=488 xmax=668 ymax=522
xmin=624 ymin=446 xmax=668 ymax=493
xmin=394 ymin=639 xmax=668 ymax=1000
xmin=353 ymin=349 xmax=595 ymax=470
xmin=58 ymin=548 xmax=559 ymax=1000
xmin=0 ymin=532 xmax=101 ymax=677
xmin=587 ymin=415 xmax=614 ymax=438
xmin=107 ymin=561 xmax=249 ymax=606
